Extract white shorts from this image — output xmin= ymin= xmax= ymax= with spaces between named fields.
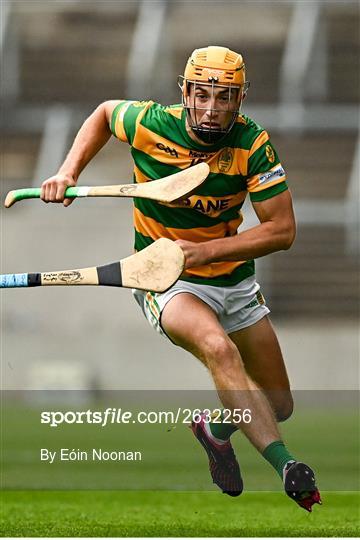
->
xmin=132 ymin=275 xmax=270 ymax=339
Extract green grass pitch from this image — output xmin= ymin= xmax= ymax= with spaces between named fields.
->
xmin=1 ymin=490 xmax=359 ymax=537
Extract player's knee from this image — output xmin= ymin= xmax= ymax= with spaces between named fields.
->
xmin=275 ymin=397 xmax=294 ymax=422
xmin=202 ymin=335 xmax=241 ymax=374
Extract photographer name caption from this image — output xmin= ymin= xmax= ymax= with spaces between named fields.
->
xmin=40 ymin=448 xmax=142 ymax=463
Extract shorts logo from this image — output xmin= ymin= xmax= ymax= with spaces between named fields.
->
xmin=217 ymin=147 xmax=233 ymax=172
xmin=156 ymin=142 xmax=179 ymax=158
xmin=265 ymin=145 xmax=275 ymax=163
xmin=244 ymin=299 xmax=258 ymax=309
xmin=244 ymin=291 xmax=266 ymax=309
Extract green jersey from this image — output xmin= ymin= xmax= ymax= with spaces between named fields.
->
xmin=110 ymin=100 xmax=287 ymax=286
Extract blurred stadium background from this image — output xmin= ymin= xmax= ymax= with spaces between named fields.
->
xmin=1 ymin=0 xmax=359 ymax=392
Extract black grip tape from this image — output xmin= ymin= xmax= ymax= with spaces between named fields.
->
xmin=96 ymin=262 xmax=122 ymax=287
xmin=28 ymin=273 xmax=42 ymax=287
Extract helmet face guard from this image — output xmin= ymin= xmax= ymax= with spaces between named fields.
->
xmin=179 ymin=46 xmax=249 ymax=144
xmin=178 ymin=76 xmax=249 ymax=144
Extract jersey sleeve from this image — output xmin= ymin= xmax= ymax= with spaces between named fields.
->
xmin=246 ymin=130 xmax=288 ymax=202
xmin=110 ymin=100 xmax=152 ymax=145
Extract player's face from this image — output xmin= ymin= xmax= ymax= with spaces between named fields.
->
xmin=186 ymin=83 xmax=240 ymax=133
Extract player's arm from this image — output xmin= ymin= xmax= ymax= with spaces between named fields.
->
xmin=41 ymin=100 xmax=121 ymax=206
xmin=176 ymin=189 xmax=296 ymax=268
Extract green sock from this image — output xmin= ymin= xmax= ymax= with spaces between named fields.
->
xmin=262 ymin=440 xmax=296 ymax=479
xmin=208 ymin=410 xmax=238 ymax=441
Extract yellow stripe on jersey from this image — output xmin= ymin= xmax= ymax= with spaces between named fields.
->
xmin=134 ymin=206 xmax=241 ymax=242
xmin=182 ymin=260 xmax=244 ymax=280
xmin=248 ymin=131 xmax=270 ymax=158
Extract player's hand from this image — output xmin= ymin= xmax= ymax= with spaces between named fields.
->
xmin=40 ymin=173 xmax=77 ymax=207
xmin=175 ymin=239 xmax=211 ymax=269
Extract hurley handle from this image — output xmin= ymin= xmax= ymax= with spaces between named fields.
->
xmin=4 ymin=187 xmax=88 ymax=208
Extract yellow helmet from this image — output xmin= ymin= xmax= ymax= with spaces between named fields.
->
xmin=183 ymin=46 xmax=247 ymax=91
xmin=179 ymin=46 xmax=249 ymax=143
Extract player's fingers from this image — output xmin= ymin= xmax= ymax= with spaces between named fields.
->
xmin=55 ymin=183 xmax=66 ymax=202
xmin=49 ymin=183 xmax=58 ymax=202
xmin=42 ymin=183 xmax=52 ymax=203
xmin=63 ymin=197 xmax=73 ymax=207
